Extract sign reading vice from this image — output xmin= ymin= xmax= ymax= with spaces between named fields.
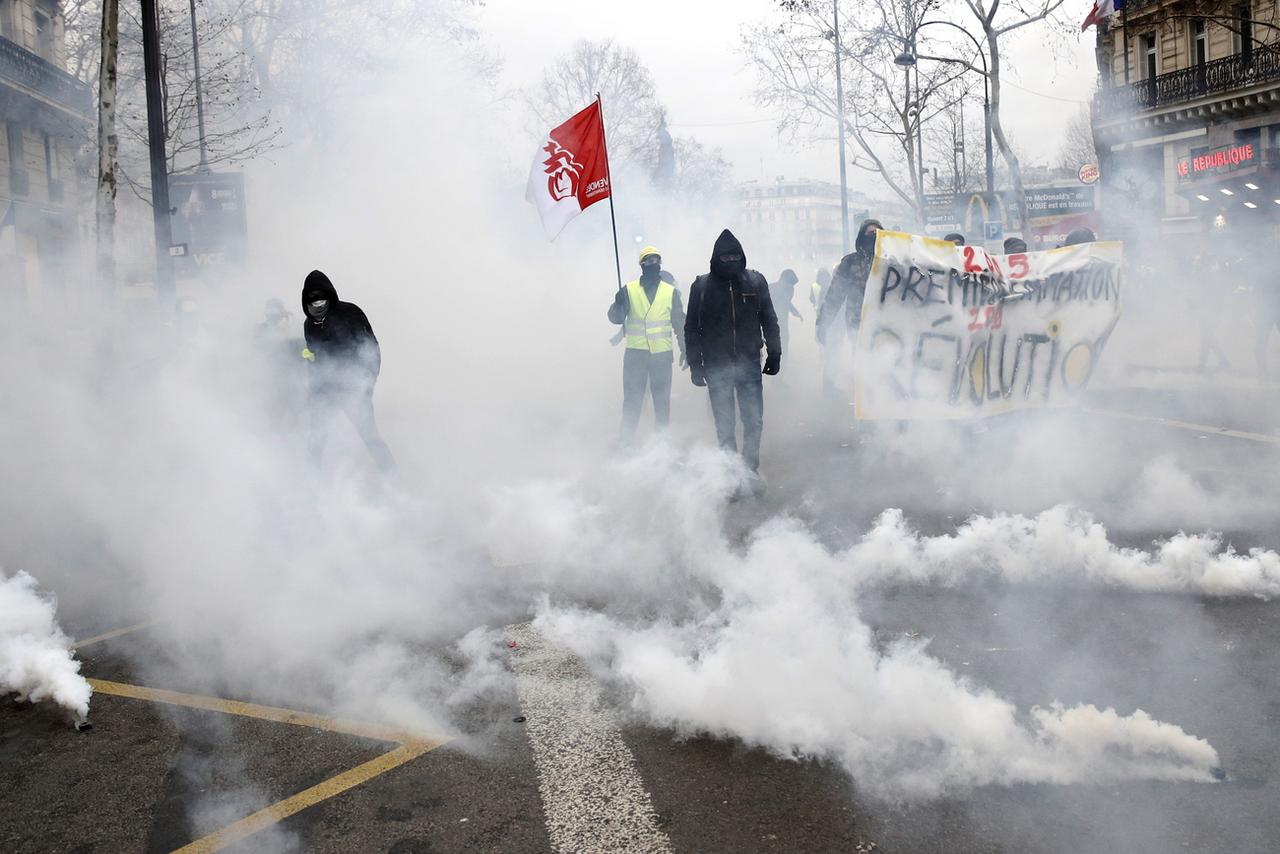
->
xmin=853 ymin=232 xmax=1123 ymax=420
xmin=168 ymin=172 xmax=249 ymax=277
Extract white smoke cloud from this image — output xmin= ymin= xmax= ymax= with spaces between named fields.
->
xmin=4 ymin=6 xmax=1265 ymax=821
xmin=0 ymin=570 xmax=92 ymax=723
xmin=850 ymin=505 xmax=1280 ymax=597
xmin=528 ymin=487 xmax=1225 ymax=797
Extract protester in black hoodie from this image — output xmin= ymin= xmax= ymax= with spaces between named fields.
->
xmin=684 ymin=229 xmax=781 ymax=473
xmin=817 ymin=218 xmax=882 ymax=345
xmin=301 ymin=270 xmax=395 ymax=472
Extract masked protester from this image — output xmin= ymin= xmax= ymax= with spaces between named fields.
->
xmin=1003 ymin=237 xmax=1029 ymax=255
xmin=300 ymin=270 xmax=395 ymax=472
xmin=608 ymin=246 xmax=687 ymax=442
xmin=769 ymin=269 xmax=804 ymax=357
xmin=1063 ymin=227 xmax=1097 ymax=246
xmin=818 ymin=219 xmax=882 ymax=345
xmin=684 ymin=229 xmax=781 ymax=474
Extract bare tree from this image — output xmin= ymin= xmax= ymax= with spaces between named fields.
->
xmin=743 ymin=0 xmax=966 ymax=221
xmin=525 ymin=40 xmax=665 ymax=171
xmin=64 ymin=0 xmax=283 ymax=200
xmin=96 ymin=0 xmax=119 ymax=288
xmin=671 ymin=136 xmax=733 ymax=202
xmin=219 ymin=0 xmax=492 ymax=130
xmin=954 ymin=0 xmax=1074 ymax=230
xmin=1056 ymin=105 xmax=1096 ymax=172
xmin=925 ymin=84 xmax=984 ymax=193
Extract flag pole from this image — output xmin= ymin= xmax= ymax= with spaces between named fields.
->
xmin=596 ymin=93 xmax=624 ymax=290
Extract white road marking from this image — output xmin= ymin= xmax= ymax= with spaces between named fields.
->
xmin=507 ymin=622 xmax=674 ymax=854
xmin=1086 ymin=407 xmax=1280 ymax=445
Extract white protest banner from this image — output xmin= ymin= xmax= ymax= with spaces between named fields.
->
xmin=853 ymin=232 xmax=1123 ymax=420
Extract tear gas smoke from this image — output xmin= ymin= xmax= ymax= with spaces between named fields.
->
xmin=849 ymin=505 xmax=1280 ymax=597
xmin=0 ymin=570 xmax=92 ymax=724
xmin=2 ymin=7 xmax=1269 ymax=825
xmin=490 ymin=445 xmax=1225 ymax=798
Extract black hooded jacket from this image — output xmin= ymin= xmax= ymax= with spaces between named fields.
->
xmin=301 ymin=270 xmax=381 ymax=384
xmin=684 ymin=230 xmax=781 ymax=370
xmin=817 ymin=218 xmax=883 ymax=340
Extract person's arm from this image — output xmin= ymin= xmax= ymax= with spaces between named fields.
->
xmin=790 ymin=303 xmax=803 ymax=320
xmin=684 ymin=280 xmax=703 ymax=374
xmin=817 ymin=275 xmax=849 ymax=342
xmin=671 ymin=289 xmax=687 ymax=362
xmin=756 ymin=274 xmax=782 ymax=368
xmin=607 ymin=288 xmax=628 ymax=325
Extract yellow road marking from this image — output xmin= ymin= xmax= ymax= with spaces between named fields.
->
xmin=86 ymin=678 xmax=450 ymax=852
xmin=73 ymin=621 xmax=156 ymax=649
xmin=87 ymin=678 xmax=433 ymax=745
xmin=171 ymin=740 xmax=440 ymax=854
xmin=1087 ymin=407 xmax=1280 ymax=445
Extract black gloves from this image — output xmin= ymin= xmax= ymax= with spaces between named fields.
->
xmin=763 ymin=354 xmax=781 ymax=375
xmin=690 ymin=368 xmax=707 ymax=387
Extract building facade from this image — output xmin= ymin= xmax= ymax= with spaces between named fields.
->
xmin=1 ymin=0 xmax=91 ymax=313
xmin=736 ymin=179 xmax=853 ymax=278
xmin=1093 ymin=0 xmax=1280 ymax=255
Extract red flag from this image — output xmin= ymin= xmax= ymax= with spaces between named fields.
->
xmin=526 ymin=100 xmax=612 ymax=240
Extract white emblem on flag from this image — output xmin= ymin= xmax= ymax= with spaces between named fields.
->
xmin=541 ymin=141 xmax=583 ymax=202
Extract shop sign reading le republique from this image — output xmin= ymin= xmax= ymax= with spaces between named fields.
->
xmin=1177 ymin=143 xmax=1257 ymax=180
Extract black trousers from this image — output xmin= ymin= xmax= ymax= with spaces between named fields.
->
xmin=621 ymin=349 xmax=674 ymax=439
xmin=705 ymin=359 xmax=764 ymax=471
xmin=309 ymin=382 xmax=396 ymax=472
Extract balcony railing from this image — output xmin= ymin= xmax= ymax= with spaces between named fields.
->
xmin=0 ymin=36 xmax=92 ymax=118
xmin=1095 ymin=46 xmax=1280 ymax=120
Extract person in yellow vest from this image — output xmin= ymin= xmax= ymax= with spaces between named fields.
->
xmin=607 ymin=246 xmax=686 ymax=442
xmin=809 ymin=268 xmax=831 ymax=310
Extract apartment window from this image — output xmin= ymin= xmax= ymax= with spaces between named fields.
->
xmin=6 ymin=123 xmax=29 ymax=197
xmin=1191 ymin=20 xmax=1208 ymax=67
xmin=1236 ymin=4 xmax=1254 ymax=64
xmin=43 ymin=133 xmax=62 ymax=202
xmin=0 ymin=0 xmax=12 ymax=39
xmin=34 ymin=8 xmax=54 ymax=59
xmin=1142 ymin=34 xmax=1158 ymax=80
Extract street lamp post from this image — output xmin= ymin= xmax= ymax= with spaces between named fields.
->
xmin=833 ymin=2 xmax=850 ymax=255
xmin=894 ymin=20 xmax=994 ymax=196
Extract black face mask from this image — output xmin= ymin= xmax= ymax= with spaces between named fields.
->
xmin=856 ymin=229 xmax=879 ymax=256
xmin=306 ymin=297 xmax=330 ymax=320
xmin=640 ymin=265 xmax=660 ymax=285
xmin=711 ymin=254 xmax=745 ymax=279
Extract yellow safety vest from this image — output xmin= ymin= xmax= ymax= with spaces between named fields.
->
xmin=810 ymin=281 xmax=823 ymax=304
xmin=624 ymin=279 xmax=675 ymax=353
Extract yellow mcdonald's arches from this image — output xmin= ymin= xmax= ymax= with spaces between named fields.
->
xmin=960 ymin=193 xmax=1011 ymax=233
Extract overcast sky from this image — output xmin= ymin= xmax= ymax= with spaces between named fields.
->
xmin=480 ymin=0 xmax=1098 ymax=198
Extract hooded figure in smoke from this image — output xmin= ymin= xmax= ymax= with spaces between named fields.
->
xmin=817 ymin=218 xmax=882 ymax=346
xmin=300 ymin=270 xmax=395 ymax=472
xmin=684 ymin=229 xmax=781 ymax=473
xmin=769 ymin=268 xmax=804 ymax=357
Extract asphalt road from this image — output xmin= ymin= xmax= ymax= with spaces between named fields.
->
xmin=4 ymin=391 xmax=1280 ymax=854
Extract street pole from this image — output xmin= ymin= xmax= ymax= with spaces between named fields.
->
xmin=982 ymin=79 xmax=994 ymax=194
xmin=140 ymin=0 xmax=174 ymax=302
xmin=833 ymin=1 xmax=850 ymax=255
xmin=914 ymin=54 xmax=925 ymax=198
xmin=188 ymin=0 xmax=209 ymax=170
xmin=596 ymin=94 xmax=623 ymax=291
